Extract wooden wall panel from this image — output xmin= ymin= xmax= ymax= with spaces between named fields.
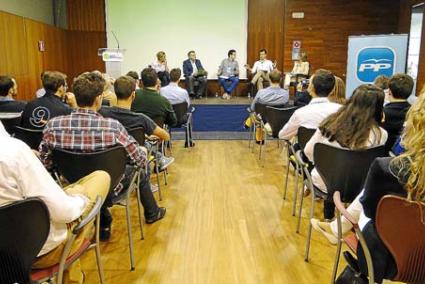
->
xmin=66 ymin=31 xmax=106 ymax=81
xmin=247 ymin=0 xmax=285 ymax=71
xmin=67 ymin=0 xmax=106 ymax=32
xmin=283 ymin=0 xmax=400 ymax=79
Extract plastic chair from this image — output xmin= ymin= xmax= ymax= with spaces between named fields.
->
xmin=0 ymin=112 xmax=22 ymax=134
xmin=171 ymin=102 xmax=194 ymax=149
xmin=0 ymin=198 xmax=49 ymax=284
xmin=31 ymin=196 xmax=105 ymax=284
xmin=304 ymin=143 xmax=385 ymax=263
xmin=14 ymin=126 xmax=43 ymax=149
xmin=51 ymin=146 xmax=141 ymax=271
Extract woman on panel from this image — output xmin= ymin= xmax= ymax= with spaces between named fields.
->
xmin=284 ymin=52 xmax=309 ymax=89
xmin=151 ymin=51 xmax=170 ymax=87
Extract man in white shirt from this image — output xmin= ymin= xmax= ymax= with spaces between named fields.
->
xmin=160 ymin=68 xmax=191 ymax=106
xmin=0 ymin=134 xmax=110 ymax=283
xmin=245 ymin=49 xmax=276 ymax=90
xmin=279 ymin=69 xmax=340 ymax=140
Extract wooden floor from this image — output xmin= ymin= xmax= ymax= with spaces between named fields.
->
xmin=80 ymin=140 xmax=353 ymax=283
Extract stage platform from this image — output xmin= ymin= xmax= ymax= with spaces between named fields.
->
xmin=191 ymin=96 xmax=252 ymax=105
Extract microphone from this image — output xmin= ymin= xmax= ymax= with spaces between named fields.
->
xmin=111 ymin=30 xmax=120 ymax=49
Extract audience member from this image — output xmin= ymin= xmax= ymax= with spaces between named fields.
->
xmin=218 ymin=49 xmax=240 ymax=99
xmin=183 ymin=50 xmax=208 ymax=98
xmin=160 ymin=68 xmax=194 ymax=147
xmin=40 ymin=71 xmax=166 ymax=241
xmin=101 ymin=73 xmax=117 ymax=106
xmin=294 ymin=78 xmax=312 ymax=107
xmin=304 ymin=84 xmax=387 ymax=219
xmin=382 ymin=73 xmax=413 ymax=153
xmin=100 ymin=75 xmax=174 ymax=170
xmin=328 ymin=76 xmax=346 ymax=105
xmin=284 ymin=52 xmax=309 ymax=89
xmin=151 ymin=51 xmax=170 ymax=86
xmin=0 ymin=132 xmax=110 ymax=284
xmin=245 ymin=49 xmax=275 ymax=90
xmin=126 ymin=71 xmax=141 ymax=90
xmin=0 ymin=75 xmax=26 ymax=112
xmin=250 ymin=70 xmax=289 ymax=111
xmin=373 ymin=75 xmax=389 ymax=91
xmin=278 ymin=69 xmax=339 ymax=140
xmin=131 ymin=68 xmax=177 ymax=127
xmin=21 ymin=71 xmax=76 ymax=129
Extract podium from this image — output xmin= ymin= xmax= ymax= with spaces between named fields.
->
xmin=98 ymin=48 xmax=126 ymax=79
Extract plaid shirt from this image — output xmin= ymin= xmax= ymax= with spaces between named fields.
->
xmin=40 ymin=108 xmax=147 ymax=170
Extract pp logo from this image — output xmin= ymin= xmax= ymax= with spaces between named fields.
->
xmin=357 ymin=47 xmax=395 ymax=82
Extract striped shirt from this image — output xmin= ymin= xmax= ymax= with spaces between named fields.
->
xmin=39 ymin=108 xmax=147 ymax=169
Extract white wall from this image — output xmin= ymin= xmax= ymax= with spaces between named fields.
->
xmin=0 ymin=0 xmax=54 ymax=25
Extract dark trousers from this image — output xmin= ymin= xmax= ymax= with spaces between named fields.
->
xmin=185 ymin=76 xmax=207 ymax=97
xmin=100 ymin=165 xmax=159 ymax=228
xmin=158 ymin=71 xmax=170 ymax=87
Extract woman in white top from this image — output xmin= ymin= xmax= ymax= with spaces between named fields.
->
xmin=304 ymin=84 xmax=388 ymax=194
xmin=284 ymin=52 xmax=310 ymax=88
xmin=151 ymin=51 xmax=170 ymax=86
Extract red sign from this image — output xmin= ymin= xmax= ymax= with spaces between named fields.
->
xmin=293 ymin=40 xmax=301 ymax=49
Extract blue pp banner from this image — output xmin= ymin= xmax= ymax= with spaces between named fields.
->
xmin=346 ymin=34 xmax=408 ymax=98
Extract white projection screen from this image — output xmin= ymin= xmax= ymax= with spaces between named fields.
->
xmin=106 ymin=0 xmax=248 ymax=79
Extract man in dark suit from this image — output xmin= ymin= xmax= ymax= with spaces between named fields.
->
xmin=0 ymin=76 xmax=26 ymax=113
xmin=182 ymin=50 xmax=207 ymax=99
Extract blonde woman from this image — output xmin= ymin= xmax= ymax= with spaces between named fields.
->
xmin=151 ymin=51 xmax=170 ymax=86
xmin=328 ymin=76 xmax=346 ymax=105
xmin=284 ymin=52 xmax=309 ymax=88
xmin=101 ymin=73 xmax=117 ymax=106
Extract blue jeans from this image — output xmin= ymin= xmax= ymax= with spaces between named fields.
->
xmin=219 ymin=76 xmax=239 ymax=94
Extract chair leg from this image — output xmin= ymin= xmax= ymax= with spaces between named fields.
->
xmin=156 ymin=162 xmax=162 ymax=201
xmin=163 ymin=169 xmax=168 ymax=185
xmin=296 ymin=175 xmax=306 ymax=234
xmin=283 ymin=144 xmax=290 ymax=200
xmin=304 ymin=191 xmax=316 ymax=262
xmin=135 ymin=174 xmax=144 ymax=240
xmin=292 ymin=163 xmax=300 ymax=216
xmin=331 ymin=211 xmax=343 ymax=284
xmin=125 ymin=197 xmax=136 ymax=271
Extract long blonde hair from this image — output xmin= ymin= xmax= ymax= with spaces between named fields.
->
xmin=393 ymin=91 xmax=425 ymax=201
xmin=328 ymin=76 xmax=346 ymax=104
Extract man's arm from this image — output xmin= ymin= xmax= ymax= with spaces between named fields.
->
xmin=217 ymin=60 xmax=224 ymax=76
xmin=198 ymin=59 xmax=204 ymax=70
xmin=183 ymin=61 xmax=191 ymax=77
xmin=235 ymin=61 xmax=240 ymax=76
xmin=153 ymin=126 xmax=170 ymax=141
xmin=15 ymin=141 xmax=88 ymax=223
xmin=251 ymin=61 xmax=258 ymax=74
xmin=115 ymin=124 xmax=147 ymax=168
xmin=250 ymin=95 xmax=258 ymax=111
xmin=278 ymin=110 xmax=302 ymax=140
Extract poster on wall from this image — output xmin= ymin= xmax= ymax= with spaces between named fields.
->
xmin=292 ymin=40 xmax=302 ymax=60
xmin=346 ymin=34 xmax=408 ymax=98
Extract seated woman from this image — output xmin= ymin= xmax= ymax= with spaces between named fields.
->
xmin=304 ymin=84 xmax=388 ymax=220
xmin=328 ymin=76 xmax=346 ymax=105
xmin=101 ymin=73 xmax=117 ymax=107
xmin=310 ymin=89 xmax=425 ymax=282
xmin=151 ymin=51 xmax=170 ymax=86
xmin=284 ymin=52 xmax=309 ymax=89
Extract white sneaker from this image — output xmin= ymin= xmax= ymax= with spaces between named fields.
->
xmin=159 ymin=156 xmax=175 ymax=171
xmin=150 ymin=184 xmax=159 ymax=193
xmin=310 ymin=218 xmax=338 ymax=245
xmin=222 ymin=93 xmax=229 ymax=99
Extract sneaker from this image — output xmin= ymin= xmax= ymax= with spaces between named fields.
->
xmin=146 ymin=207 xmax=166 ymax=224
xmin=184 ymin=140 xmax=195 ymax=148
xmin=150 ymin=184 xmax=159 ymax=193
xmin=222 ymin=93 xmax=228 ymax=99
xmin=226 ymin=94 xmax=231 ymax=100
xmin=159 ymin=156 xmax=175 ymax=171
xmin=310 ymin=218 xmax=338 ymax=245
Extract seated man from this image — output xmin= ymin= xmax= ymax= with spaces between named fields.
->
xmin=245 ymin=49 xmax=275 ymax=90
xmin=100 ymin=75 xmax=175 ymax=170
xmin=217 ymin=49 xmax=239 ymax=99
xmin=250 ymin=70 xmax=289 ymax=111
xmin=0 ymin=75 xmax=26 ymax=112
xmin=160 ymin=68 xmax=194 ymax=147
xmin=21 ymin=71 xmax=76 ymax=129
xmin=382 ymin=73 xmax=413 ymax=153
xmin=126 ymin=71 xmax=141 ymax=90
xmin=40 ymin=71 xmax=166 ymax=241
xmin=182 ymin=50 xmax=208 ymax=99
xmin=278 ymin=69 xmax=340 ymax=141
xmin=131 ymin=68 xmax=177 ymax=128
xmin=0 ymin=132 xmax=110 ymax=284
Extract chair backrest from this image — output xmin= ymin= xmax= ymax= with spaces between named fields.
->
xmin=0 ymin=198 xmax=50 ymax=284
xmin=13 ymin=126 xmax=43 ymax=150
xmin=172 ymin=102 xmax=188 ymax=127
xmin=0 ymin=112 xmax=22 ymax=135
xmin=376 ymin=195 xmax=425 ymax=284
xmin=52 ymin=145 xmax=127 ymax=191
xmin=254 ymin=103 xmax=268 ymax=123
xmin=313 ymin=143 xmax=385 ymax=202
xmin=127 ymin=127 xmax=146 ymax=145
xmin=297 ymin=126 xmax=316 ymax=150
xmin=264 ymin=106 xmax=297 ymax=138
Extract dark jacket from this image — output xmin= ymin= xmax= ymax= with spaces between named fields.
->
xmin=382 ymin=101 xmax=411 ymax=153
xmin=358 ymin=157 xmax=408 ymax=282
xmin=131 ymin=88 xmax=177 ymax=127
xmin=183 ymin=59 xmax=204 ymax=77
xmin=0 ymin=99 xmax=27 ymax=113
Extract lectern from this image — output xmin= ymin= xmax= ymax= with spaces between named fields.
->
xmin=98 ymin=48 xmax=126 ymax=79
